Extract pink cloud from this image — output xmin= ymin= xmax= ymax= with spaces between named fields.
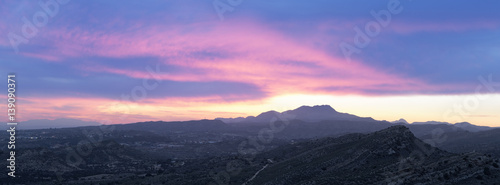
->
xmin=23 ymin=19 xmax=441 ymax=97
xmin=21 ymin=52 xmax=62 ymax=62
xmin=1 ymin=96 xmax=257 ymax=124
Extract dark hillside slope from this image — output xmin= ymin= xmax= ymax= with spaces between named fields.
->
xmin=245 ymin=126 xmax=500 ymax=185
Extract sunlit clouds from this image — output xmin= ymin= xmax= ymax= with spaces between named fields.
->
xmin=1 ymin=0 xmax=499 ymax=126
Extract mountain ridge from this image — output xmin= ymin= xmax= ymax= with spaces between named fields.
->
xmin=215 ymin=105 xmax=495 ymax=133
xmin=244 ymin=125 xmax=500 ymax=185
xmin=216 ymin=105 xmax=375 ymax=124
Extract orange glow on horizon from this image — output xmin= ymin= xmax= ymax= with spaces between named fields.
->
xmin=2 ymin=93 xmax=498 ymax=127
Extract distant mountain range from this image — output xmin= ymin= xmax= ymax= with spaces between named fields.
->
xmin=218 ymin=105 xmax=495 ymax=133
xmin=217 ymin=105 xmax=375 ymax=124
xmin=1 ymin=118 xmax=101 ymax=130
xmin=408 ymin=121 xmax=493 ymax=132
xmin=10 ymin=105 xmax=495 ymax=132
xmin=95 ymin=105 xmax=500 ymax=157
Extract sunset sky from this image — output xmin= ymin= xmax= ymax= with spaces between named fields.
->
xmin=1 ymin=0 xmax=499 ymax=126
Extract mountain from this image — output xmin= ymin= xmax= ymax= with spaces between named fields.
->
xmin=454 ymin=122 xmax=493 ymax=132
xmin=242 ymin=126 xmax=500 ymax=185
xmin=268 ymin=119 xmax=393 ymax=139
xmin=14 ymin=105 xmax=493 ymax=135
xmin=419 ymin=128 xmax=500 ymax=158
xmin=284 ymin=105 xmax=375 ymax=122
xmin=406 ymin=123 xmax=464 ymax=138
xmin=218 ymin=110 xmax=283 ymax=124
xmin=412 ymin=121 xmax=451 ymax=125
xmin=217 ymin=105 xmax=492 ymax=133
xmin=215 ymin=105 xmax=495 ymax=140
xmin=217 ymin=105 xmax=374 ymax=124
xmin=411 ymin=121 xmax=493 ymax=132
xmin=392 ymin=118 xmax=409 ymax=124
xmin=1 ymin=118 xmax=101 ymax=130
xmin=113 ymin=119 xmax=230 ymax=134
xmin=214 ymin=105 xmax=493 ymax=139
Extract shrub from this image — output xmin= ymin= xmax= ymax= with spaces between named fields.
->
xmin=484 ymin=167 xmax=491 ymax=176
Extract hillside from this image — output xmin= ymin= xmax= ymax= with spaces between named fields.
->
xmin=419 ymin=128 xmax=500 ymax=158
xmin=243 ymin=126 xmax=500 ymax=185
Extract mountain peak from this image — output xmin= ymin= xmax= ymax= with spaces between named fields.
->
xmin=382 ymin=125 xmax=411 ymax=133
xmin=282 ymin=105 xmax=374 ymax=122
xmin=454 ymin=122 xmax=472 ymax=126
xmin=218 ymin=105 xmax=374 ymax=124
xmin=411 ymin=121 xmax=451 ymax=125
xmin=284 ymin=105 xmax=338 ymax=116
xmin=256 ymin=110 xmax=280 ymax=117
xmin=391 ymin=118 xmax=409 ymax=124
xmin=453 ymin=121 xmax=492 ymax=132
xmin=292 ymin=105 xmax=337 ymax=112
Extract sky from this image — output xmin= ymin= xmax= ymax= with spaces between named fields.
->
xmin=0 ymin=0 xmax=499 ymax=126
